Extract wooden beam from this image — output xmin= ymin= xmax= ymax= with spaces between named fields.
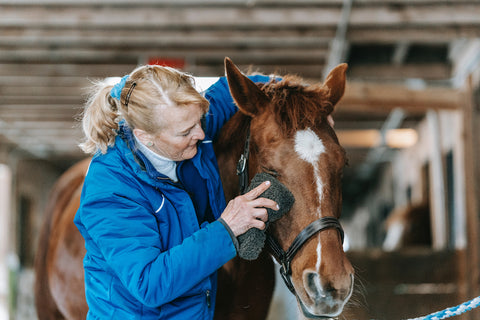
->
xmin=338 ymin=81 xmax=463 ymax=113
xmin=0 ymin=29 xmax=334 ymax=47
xmin=0 ymin=0 xmax=472 ymax=6
xmin=348 ymin=64 xmax=452 ymax=80
xmin=0 ymin=96 xmax=80 ymax=105
xmin=1 ymin=24 xmax=476 ymax=48
xmin=0 ymin=119 xmax=81 ymax=157
xmin=350 ymin=4 xmax=480 ymax=27
xmin=0 ymin=63 xmax=136 ymax=77
xmin=0 ymin=48 xmax=329 ymax=65
xmin=0 ymin=77 xmax=464 ymax=112
xmin=337 ymin=128 xmax=417 ymax=148
xmin=349 ymin=26 xmax=480 ymax=43
xmin=0 ymin=7 xmax=342 ymax=29
xmin=1 ymin=4 xmax=479 ymax=30
xmin=0 ymin=75 xmax=90 ymax=86
xmin=0 ymin=62 xmax=320 ymax=79
xmin=1 ymin=85 xmax=83 ymax=96
xmin=0 ymin=107 xmax=78 ymax=121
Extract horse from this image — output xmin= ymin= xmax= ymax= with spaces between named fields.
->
xmin=34 ymin=58 xmax=354 ymax=319
xmin=34 ymin=158 xmax=89 ymax=319
xmin=382 ymin=201 xmax=431 ymax=251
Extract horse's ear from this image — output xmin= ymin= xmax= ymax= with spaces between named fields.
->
xmin=225 ymin=57 xmax=270 ymax=117
xmin=323 ymin=63 xmax=348 ymax=111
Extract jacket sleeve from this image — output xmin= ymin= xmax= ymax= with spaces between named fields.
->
xmin=77 ymin=191 xmax=237 ymax=307
xmin=202 ymin=74 xmax=275 ymax=140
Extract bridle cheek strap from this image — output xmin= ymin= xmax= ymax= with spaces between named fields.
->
xmin=266 ymin=216 xmax=345 ymax=294
xmin=236 ymin=121 xmax=251 ymax=194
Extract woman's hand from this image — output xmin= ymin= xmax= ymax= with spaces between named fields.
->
xmin=220 ymin=181 xmax=279 ymax=237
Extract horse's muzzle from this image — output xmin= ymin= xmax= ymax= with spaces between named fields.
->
xmin=297 ymin=273 xmax=354 ymax=319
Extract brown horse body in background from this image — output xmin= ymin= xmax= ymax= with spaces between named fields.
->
xmin=35 ymin=158 xmax=89 ymax=319
xmin=383 ymin=201 xmax=432 ymax=251
xmin=35 ymin=59 xmax=353 ymax=319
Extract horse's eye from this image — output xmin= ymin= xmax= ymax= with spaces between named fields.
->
xmin=261 ymin=166 xmax=280 ymax=177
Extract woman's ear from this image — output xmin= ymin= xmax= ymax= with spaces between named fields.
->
xmin=133 ymin=128 xmax=154 ymax=146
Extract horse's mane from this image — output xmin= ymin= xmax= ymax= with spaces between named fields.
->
xmin=260 ymin=75 xmax=333 ymax=137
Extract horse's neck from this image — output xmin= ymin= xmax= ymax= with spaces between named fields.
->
xmin=214 ymin=112 xmax=251 ymax=201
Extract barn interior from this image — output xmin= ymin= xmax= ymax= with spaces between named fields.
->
xmin=0 ymin=1 xmax=479 ymax=319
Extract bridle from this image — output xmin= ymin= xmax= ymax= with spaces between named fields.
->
xmin=265 ymin=218 xmax=344 ymax=294
xmin=236 ymin=120 xmax=345 ymax=319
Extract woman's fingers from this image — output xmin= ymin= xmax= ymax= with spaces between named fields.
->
xmin=253 ymin=208 xmax=269 ymax=222
xmin=243 ymin=181 xmax=271 ymax=200
xmin=250 ymin=197 xmax=279 ymax=211
xmin=220 ymin=180 xmax=280 ymax=236
xmin=250 ymin=219 xmax=266 ymax=231
xmin=243 ymin=180 xmax=279 ymax=210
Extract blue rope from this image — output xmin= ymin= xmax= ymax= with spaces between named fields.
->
xmin=405 ymin=295 xmax=480 ymax=320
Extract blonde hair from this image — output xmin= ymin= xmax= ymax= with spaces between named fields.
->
xmin=79 ymin=65 xmax=209 ymax=154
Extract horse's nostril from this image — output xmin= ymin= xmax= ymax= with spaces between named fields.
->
xmin=323 ymin=283 xmax=336 ymax=293
xmin=303 ymin=271 xmax=325 ymax=300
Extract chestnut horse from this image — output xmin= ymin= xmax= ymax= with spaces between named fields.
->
xmin=35 ymin=58 xmax=354 ymax=319
xmin=383 ymin=201 xmax=431 ymax=251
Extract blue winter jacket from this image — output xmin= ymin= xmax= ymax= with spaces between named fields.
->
xmin=74 ymin=75 xmax=271 ymax=320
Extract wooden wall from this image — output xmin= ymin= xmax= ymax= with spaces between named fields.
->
xmin=339 ymin=66 xmax=480 ymax=319
xmin=344 ymin=249 xmax=467 ymax=320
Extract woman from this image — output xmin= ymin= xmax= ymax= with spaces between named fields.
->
xmin=74 ymin=64 xmax=278 ymax=319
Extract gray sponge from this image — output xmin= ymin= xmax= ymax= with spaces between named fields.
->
xmin=237 ymin=172 xmax=295 ymax=260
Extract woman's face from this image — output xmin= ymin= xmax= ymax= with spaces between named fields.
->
xmin=136 ymin=103 xmax=206 ymax=161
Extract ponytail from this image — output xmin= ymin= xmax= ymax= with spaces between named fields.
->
xmin=79 ymin=81 xmax=121 ymax=154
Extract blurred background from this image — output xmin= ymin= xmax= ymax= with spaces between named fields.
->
xmin=0 ymin=1 xmax=479 ymax=319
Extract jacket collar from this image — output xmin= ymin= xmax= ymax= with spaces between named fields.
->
xmin=117 ymin=122 xmax=171 ymax=181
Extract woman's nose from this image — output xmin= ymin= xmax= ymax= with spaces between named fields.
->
xmin=193 ymin=125 xmax=205 ymax=140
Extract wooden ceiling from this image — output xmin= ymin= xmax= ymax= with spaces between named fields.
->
xmin=0 ymin=0 xmax=479 ymax=171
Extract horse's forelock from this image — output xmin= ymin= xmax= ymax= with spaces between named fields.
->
xmin=260 ymin=76 xmax=331 ymax=137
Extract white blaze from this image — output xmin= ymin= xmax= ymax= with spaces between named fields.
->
xmin=294 ymin=128 xmax=325 ymax=164
xmin=294 ymin=128 xmax=326 ymax=272
xmin=294 ymin=128 xmax=326 ymax=206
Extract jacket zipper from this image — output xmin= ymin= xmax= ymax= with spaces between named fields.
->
xmin=206 ymin=290 xmax=211 ymax=308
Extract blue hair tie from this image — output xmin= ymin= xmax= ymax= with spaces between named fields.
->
xmin=110 ymin=75 xmax=129 ymax=100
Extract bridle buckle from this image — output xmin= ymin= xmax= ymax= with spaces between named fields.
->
xmin=236 ymin=154 xmax=247 ymax=175
xmin=279 ymin=260 xmax=296 ymax=294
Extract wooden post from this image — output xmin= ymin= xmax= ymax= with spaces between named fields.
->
xmin=462 ymin=76 xmax=480 ymax=319
xmin=426 ymin=110 xmax=448 ymax=250
xmin=0 ymin=164 xmax=12 ymax=320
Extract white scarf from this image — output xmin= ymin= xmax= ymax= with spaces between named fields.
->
xmin=134 ymin=136 xmax=178 ymax=182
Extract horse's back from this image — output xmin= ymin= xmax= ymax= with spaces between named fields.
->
xmin=35 ymin=158 xmax=90 ymax=320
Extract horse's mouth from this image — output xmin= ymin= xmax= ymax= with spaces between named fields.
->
xmin=296 ymin=274 xmax=354 ymax=320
